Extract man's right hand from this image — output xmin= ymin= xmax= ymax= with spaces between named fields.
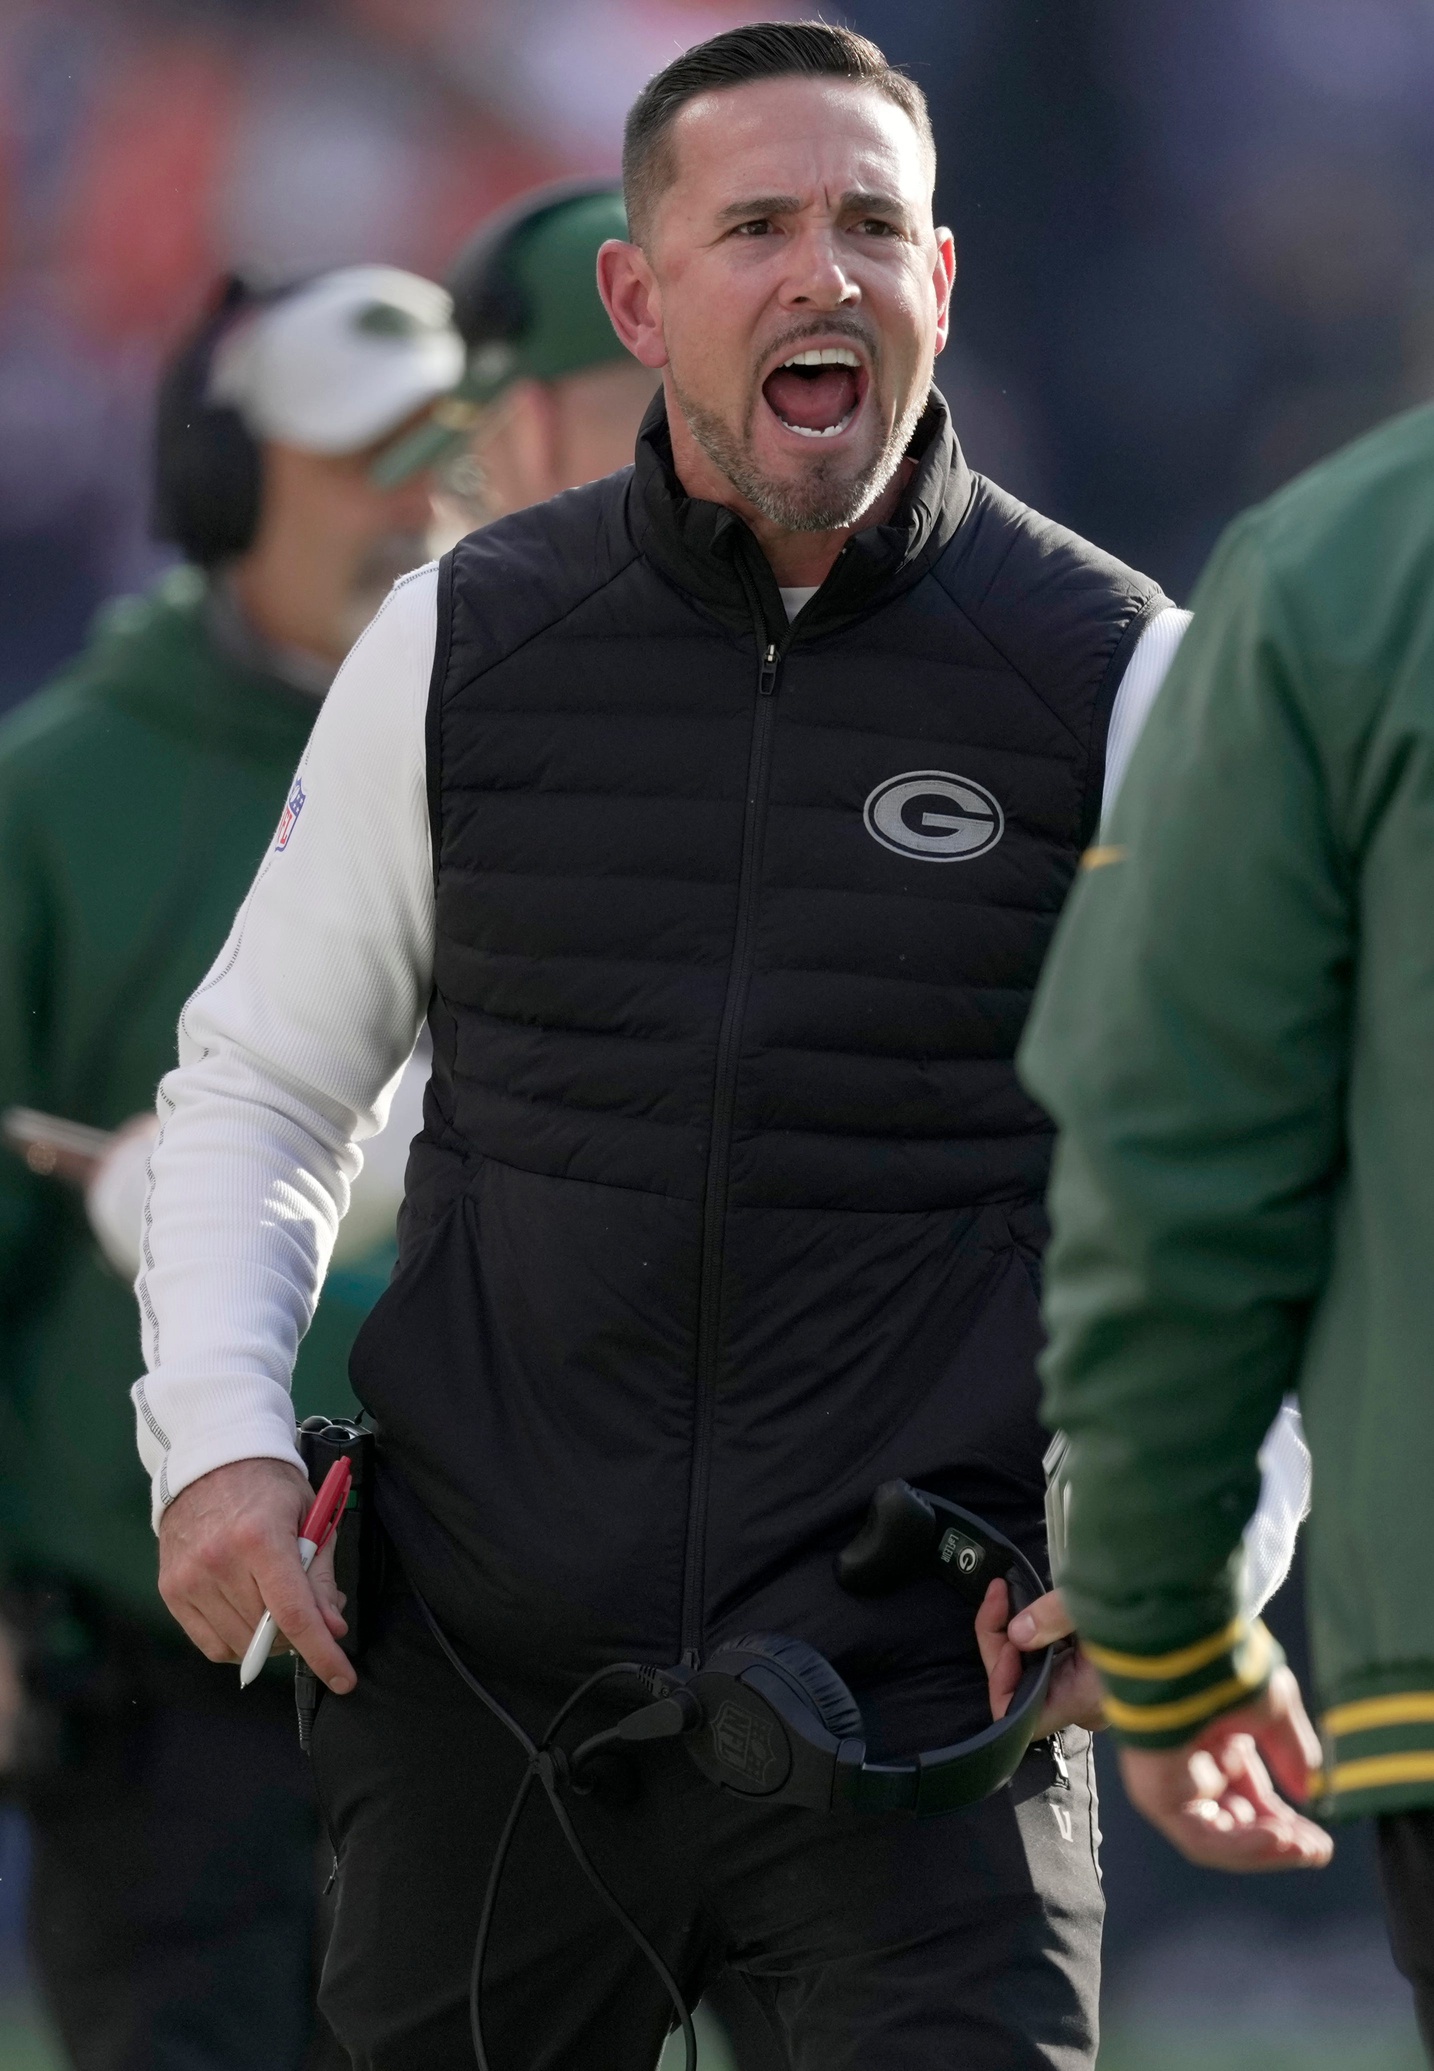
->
xmin=158 ymin=1458 xmax=356 ymax=1694
xmin=976 ymin=1579 xmax=1107 ymax=1736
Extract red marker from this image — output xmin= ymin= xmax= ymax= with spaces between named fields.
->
xmin=239 ymin=1458 xmax=351 ymax=1687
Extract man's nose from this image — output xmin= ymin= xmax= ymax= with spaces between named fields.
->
xmin=780 ymin=228 xmax=859 ymax=310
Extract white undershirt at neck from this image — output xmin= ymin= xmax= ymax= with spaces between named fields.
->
xmin=779 ymin=585 xmax=819 ymax=621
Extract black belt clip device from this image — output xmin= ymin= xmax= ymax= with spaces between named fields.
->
xmin=294 ymin=1415 xmax=377 ymax=1752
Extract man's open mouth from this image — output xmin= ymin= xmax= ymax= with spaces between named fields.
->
xmin=761 ymin=346 xmax=868 ymax=439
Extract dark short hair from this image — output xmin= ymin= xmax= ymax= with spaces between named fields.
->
xmin=622 ymin=20 xmax=934 ymax=245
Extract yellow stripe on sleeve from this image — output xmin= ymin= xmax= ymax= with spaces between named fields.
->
xmin=1100 ymin=1629 xmax=1273 ymax=1737
xmin=1083 ymin=1620 xmax=1248 ymax=1682
xmin=1324 ymin=1693 xmax=1434 ymax=1738
xmin=1326 ymin=1752 xmax=1434 ymax=1797
xmin=1102 ymin=1675 xmax=1263 ymax=1738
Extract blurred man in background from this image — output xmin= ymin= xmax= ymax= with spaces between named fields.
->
xmin=1020 ymin=400 xmax=1434 ymax=2050
xmin=0 ymin=264 xmax=460 ymax=2071
xmin=380 ymin=180 xmax=658 ymax=526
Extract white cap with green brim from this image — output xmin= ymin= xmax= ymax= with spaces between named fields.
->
xmin=207 ymin=265 xmax=465 ymax=456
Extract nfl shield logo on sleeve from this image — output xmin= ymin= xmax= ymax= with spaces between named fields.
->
xmin=275 ymin=778 xmax=306 ymax=851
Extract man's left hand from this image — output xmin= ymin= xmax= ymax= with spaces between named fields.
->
xmin=976 ymin=1579 xmax=1106 ymax=1736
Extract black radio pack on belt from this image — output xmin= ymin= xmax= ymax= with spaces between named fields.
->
xmin=392 ymin=1477 xmax=1056 ymax=2070
xmin=294 ymin=1416 xmax=379 ymax=1751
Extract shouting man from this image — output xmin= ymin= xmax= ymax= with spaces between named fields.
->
xmin=134 ymin=23 xmax=1272 ymax=2070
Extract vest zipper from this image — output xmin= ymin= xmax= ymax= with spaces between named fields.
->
xmin=680 ymin=636 xmax=782 ymax=1660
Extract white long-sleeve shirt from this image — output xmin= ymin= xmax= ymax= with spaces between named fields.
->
xmin=134 ymin=565 xmax=436 ymax=1515
xmin=133 ymin=569 xmax=1304 ymax=1616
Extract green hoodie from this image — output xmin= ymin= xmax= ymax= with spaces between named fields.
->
xmin=1020 ymin=401 xmax=1434 ymax=1819
xmin=0 ymin=568 xmax=364 ymax=1629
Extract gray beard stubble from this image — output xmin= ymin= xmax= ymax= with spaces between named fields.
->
xmin=674 ymin=373 xmax=926 ymax=534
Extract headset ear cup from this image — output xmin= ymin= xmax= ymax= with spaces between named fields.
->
xmin=152 ymin=277 xmax=264 ymax=567
xmin=722 ymin=1633 xmax=865 ymax=1743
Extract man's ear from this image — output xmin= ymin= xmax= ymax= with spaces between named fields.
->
xmin=596 ymin=239 xmax=668 ymax=371
xmin=932 ymin=227 xmax=956 ymax=357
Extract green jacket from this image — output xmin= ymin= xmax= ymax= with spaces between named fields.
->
xmin=1020 ymin=402 xmax=1434 ymax=1819
xmin=0 ymin=568 xmax=365 ymax=1631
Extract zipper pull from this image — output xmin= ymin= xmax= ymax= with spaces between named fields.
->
xmin=759 ymin=642 xmax=779 ymax=696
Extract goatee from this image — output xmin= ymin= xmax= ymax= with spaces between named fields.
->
xmin=674 ymin=381 xmax=926 ymax=534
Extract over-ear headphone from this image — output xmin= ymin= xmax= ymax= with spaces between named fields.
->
xmin=152 ymin=275 xmax=279 ymax=567
xmin=661 ymin=1482 xmax=1053 ymax=1815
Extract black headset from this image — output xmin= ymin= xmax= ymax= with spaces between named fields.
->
xmin=414 ymin=1479 xmax=1055 ymax=2069
xmin=660 ymin=1481 xmax=1053 ymax=1815
xmin=152 ymin=275 xmax=288 ymax=568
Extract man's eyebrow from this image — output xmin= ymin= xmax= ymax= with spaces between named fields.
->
xmin=841 ymin=189 xmax=911 ymax=221
xmin=716 ymin=194 xmax=805 ymax=223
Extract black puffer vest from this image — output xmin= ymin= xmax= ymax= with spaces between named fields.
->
xmin=352 ymin=393 xmax=1165 ymax=1743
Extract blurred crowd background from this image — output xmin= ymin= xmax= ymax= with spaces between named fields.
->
xmin=3 ymin=0 xmax=1434 ymax=2065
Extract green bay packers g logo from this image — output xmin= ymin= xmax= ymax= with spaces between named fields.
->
xmin=863 ymin=771 xmax=1005 ymax=862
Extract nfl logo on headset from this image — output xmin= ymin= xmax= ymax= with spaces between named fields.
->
xmin=275 ymin=778 xmax=306 ymax=851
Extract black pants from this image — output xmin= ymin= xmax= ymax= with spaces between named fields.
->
xmin=312 ymin=1579 xmax=1103 ymax=2071
xmin=20 ymin=1624 xmax=344 ymax=2071
xmin=1379 ymin=1809 xmax=1434 ymax=2062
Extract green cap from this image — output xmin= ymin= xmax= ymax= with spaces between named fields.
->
xmin=374 ymin=183 xmax=632 ymax=486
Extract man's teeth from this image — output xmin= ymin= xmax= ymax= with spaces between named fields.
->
xmin=770 ymin=346 xmax=861 ymax=434
xmin=778 ymin=346 xmax=861 ymax=369
xmin=779 ymin=410 xmax=856 ymax=438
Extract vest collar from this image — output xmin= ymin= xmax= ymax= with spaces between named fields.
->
xmin=629 ymin=385 xmax=974 ymax=641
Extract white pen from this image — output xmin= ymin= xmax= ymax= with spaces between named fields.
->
xmin=239 ymin=1458 xmax=351 ymax=1687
